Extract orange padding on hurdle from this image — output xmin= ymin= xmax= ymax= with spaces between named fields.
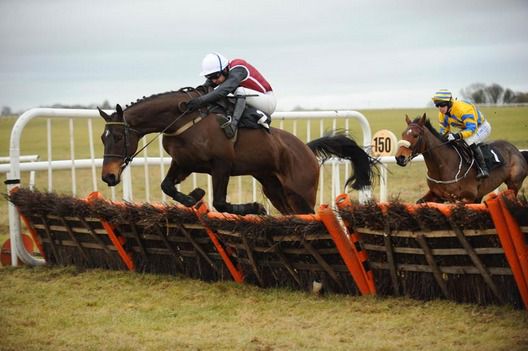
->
xmin=319 ymin=202 xmax=374 ymax=295
xmin=19 ymin=213 xmax=46 ymax=261
xmin=335 ymin=194 xmax=376 ymax=294
xmin=194 ymin=201 xmax=244 ymax=283
xmin=486 ymin=192 xmax=528 ymax=310
xmin=498 ymin=194 xmax=528 ymax=284
xmin=399 ymin=202 xmax=487 ymax=216
xmin=9 ymin=187 xmax=47 ymax=261
xmin=86 ymin=192 xmax=135 ymax=271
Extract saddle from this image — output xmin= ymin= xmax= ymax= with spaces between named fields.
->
xmin=208 ymin=96 xmax=271 ymax=132
xmin=452 ymin=140 xmax=504 ymax=171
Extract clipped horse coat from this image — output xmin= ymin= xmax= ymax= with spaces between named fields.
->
xmin=99 ymin=87 xmax=377 ymax=215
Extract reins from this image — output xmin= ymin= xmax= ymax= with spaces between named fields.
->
xmin=103 ymin=87 xmax=211 ymax=169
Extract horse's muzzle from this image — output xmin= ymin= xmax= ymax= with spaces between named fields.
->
xmin=395 ymin=155 xmax=408 ymax=167
xmin=102 ymin=173 xmax=120 ymax=186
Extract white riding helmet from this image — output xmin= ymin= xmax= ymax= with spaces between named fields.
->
xmin=200 ymin=52 xmax=228 ymax=77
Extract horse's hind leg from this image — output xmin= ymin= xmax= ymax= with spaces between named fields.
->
xmin=256 ymin=175 xmax=295 ymax=215
xmin=211 ymin=160 xmax=266 ymax=215
xmin=281 ymin=176 xmax=317 ymax=214
xmin=256 ymin=175 xmax=315 ymax=214
xmin=505 ymin=166 xmax=527 ymax=197
xmin=286 ymin=192 xmax=315 ymax=214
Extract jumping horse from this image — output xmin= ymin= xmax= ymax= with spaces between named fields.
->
xmin=98 ymin=87 xmax=377 ymax=215
xmin=395 ymin=113 xmax=528 ymax=203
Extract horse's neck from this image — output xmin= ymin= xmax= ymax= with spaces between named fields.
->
xmin=125 ymin=96 xmax=190 ymax=135
xmin=422 ymin=130 xmax=456 ymax=173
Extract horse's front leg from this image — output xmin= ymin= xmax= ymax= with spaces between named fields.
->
xmin=161 ymin=161 xmax=205 ymax=206
xmin=211 ymin=160 xmax=266 ymax=215
xmin=417 ymin=190 xmax=445 ymax=204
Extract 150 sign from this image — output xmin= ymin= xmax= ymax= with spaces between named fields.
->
xmin=371 ymin=130 xmax=398 ymax=157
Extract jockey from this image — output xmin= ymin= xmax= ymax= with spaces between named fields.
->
xmin=432 ymin=89 xmax=491 ymax=179
xmin=186 ymin=52 xmax=277 ymax=138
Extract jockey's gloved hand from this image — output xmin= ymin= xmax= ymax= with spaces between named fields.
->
xmin=446 ymin=133 xmax=461 ymax=142
xmin=186 ymin=97 xmax=203 ymax=111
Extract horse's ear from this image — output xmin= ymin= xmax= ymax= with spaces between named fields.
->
xmin=420 ymin=113 xmax=427 ymax=125
xmin=405 ymin=114 xmax=411 ymax=124
xmin=116 ymin=104 xmax=123 ymax=119
xmin=98 ymin=107 xmax=111 ymax=122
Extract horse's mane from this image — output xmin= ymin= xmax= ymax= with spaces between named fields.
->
xmin=413 ymin=116 xmax=444 ymax=141
xmin=124 ymin=85 xmax=209 ymax=110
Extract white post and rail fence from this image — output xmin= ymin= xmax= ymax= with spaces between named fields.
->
xmin=2 ymin=108 xmax=409 ymax=266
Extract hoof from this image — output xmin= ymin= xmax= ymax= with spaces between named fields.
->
xmin=189 ymin=188 xmax=206 ymax=202
xmin=228 ymin=202 xmax=267 ymax=215
xmin=252 ymin=202 xmax=267 ymax=215
xmin=178 ymin=195 xmax=197 ymax=207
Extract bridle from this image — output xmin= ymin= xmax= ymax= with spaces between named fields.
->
xmin=397 ymin=123 xmax=427 ymax=162
xmin=397 ymin=122 xmax=474 ymax=184
xmin=103 ymin=121 xmax=141 ymax=168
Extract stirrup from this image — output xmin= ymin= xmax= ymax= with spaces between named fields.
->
xmin=220 ymin=115 xmax=232 ymax=128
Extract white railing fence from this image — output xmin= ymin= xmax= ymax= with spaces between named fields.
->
xmin=3 ymin=108 xmax=378 ymax=266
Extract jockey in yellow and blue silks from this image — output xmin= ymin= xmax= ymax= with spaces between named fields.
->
xmin=432 ymin=89 xmax=491 ymax=179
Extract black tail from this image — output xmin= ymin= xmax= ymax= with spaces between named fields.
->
xmin=307 ymin=132 xmax=378 ymax=190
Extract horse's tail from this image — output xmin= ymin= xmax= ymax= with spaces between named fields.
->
xmin=307 ymin=132 xmax=378 ymax=190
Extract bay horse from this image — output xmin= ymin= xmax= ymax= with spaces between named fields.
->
xmin=395 ymin=113 xmax=528 ymax=203
xmin=98 ymin=87 xmax=376 ymax=215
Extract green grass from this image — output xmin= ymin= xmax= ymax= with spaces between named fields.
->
xmin=0 ymin=266 xmax=527 ymax=351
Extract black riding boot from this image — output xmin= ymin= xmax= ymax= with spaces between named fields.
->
xmin=471 ymin=143 xmax=489 ymax=179
xmin=220 ymin=96 xmax=246 ymax=139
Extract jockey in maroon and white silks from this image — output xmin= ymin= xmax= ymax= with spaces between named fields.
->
xmin=226 ymin=58 xmax=275 ymax=117
xmin=228 ymin=59 xmax=272 ymax=94
xmin=187 ymin=53 xmax=277 ymax=121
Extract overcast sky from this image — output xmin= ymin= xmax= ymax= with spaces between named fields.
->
xmin=1 ymin=0 xmax=527 ymax=112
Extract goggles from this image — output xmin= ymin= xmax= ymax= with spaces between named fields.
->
xmin=205 ymin=71 xmax=222 ymax=80
xmin=435 ymin=102 xmax=449 ymax=108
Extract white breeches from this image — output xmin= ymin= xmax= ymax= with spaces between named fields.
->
xmin=234 ymin=87 xmax=277 ymax=116
xmin=465 ymin=120 xmax=491 ymax=145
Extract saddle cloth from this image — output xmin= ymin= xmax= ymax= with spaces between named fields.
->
xmin=481 ymin=143 xmax=503 ymax=170
xmin=455 ymin=141 xmax=503 ymax=171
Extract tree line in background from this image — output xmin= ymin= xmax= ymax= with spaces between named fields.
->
xmin=460 ymin=83 xmax=528 ymax=104
xmin=2 ymin=84 xmax=528 ymax=116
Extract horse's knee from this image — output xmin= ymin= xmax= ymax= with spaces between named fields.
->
xmin=160 ymin=178 xmax=175 ymax=197
xmin=161 ymin=179 xmax=197 ymax=206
